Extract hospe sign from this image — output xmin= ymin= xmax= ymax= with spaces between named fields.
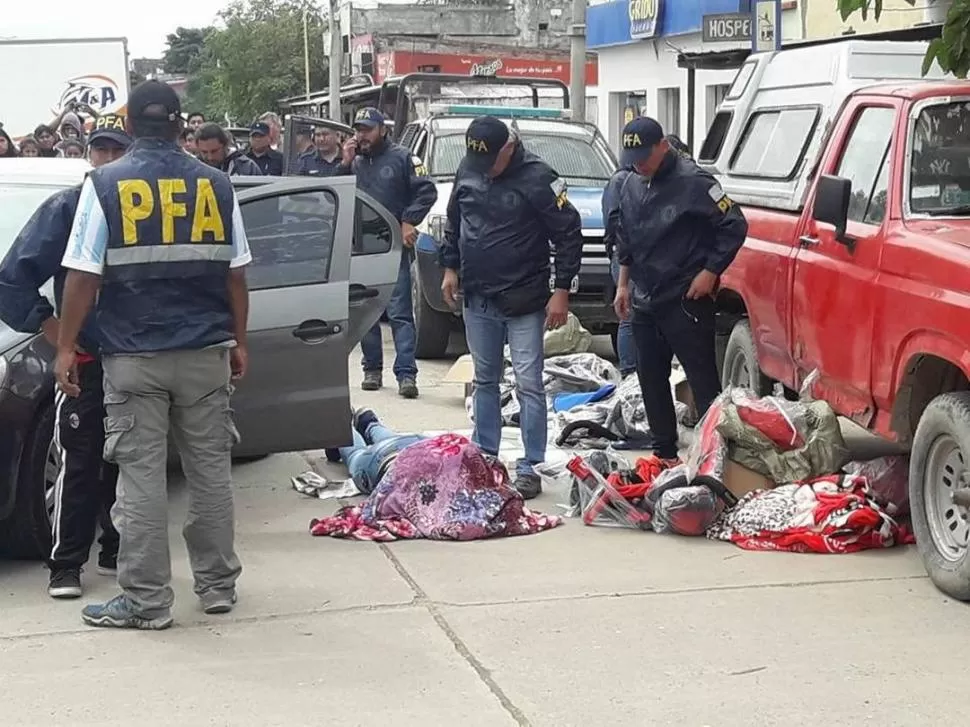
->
xmin=628 ymin=0 xmax=663 ymax=40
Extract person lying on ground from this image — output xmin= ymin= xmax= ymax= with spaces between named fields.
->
xmin=338 ymin=409 xmax=427 ymax=495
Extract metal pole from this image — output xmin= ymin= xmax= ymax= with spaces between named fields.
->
xmin=303 ymin=10 xmax=311 ymax=100
xmin=328 ymin=0 xmax=343 ymax=122
xmin=569 ymin=0 xmax=587 ymax=120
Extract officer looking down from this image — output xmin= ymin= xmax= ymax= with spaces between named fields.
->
xmin=296 ymin=125 xmax=344 ymax=177
xmin=195 ymin=122 xmax=262 ymax=175
xmin=54 ymin=80 xmax=252 ymax=631
xmin=0 ymin=113 xmax=132 ymax=602
xmin=340 ymin=107 xmax=437 ymax=399
xmin=439 ymin=116 xmax=583 ymax=500
xmin=245 ymin=122 xmax=284 ymax=176
xmin=612 ymin=116 xmax=747 ymax=466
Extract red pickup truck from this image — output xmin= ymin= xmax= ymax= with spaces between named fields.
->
xmin=715 ymin=81 xmax=970 ymax=600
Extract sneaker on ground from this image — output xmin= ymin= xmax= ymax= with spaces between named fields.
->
xmin=200 ymin=589 xmax=238 ymax=615
xmin=513 ymin=474 xmax=542 ymax=501
xmin=48 ymin=567 xmax=83 ymax=599
xmin=81 ymin=594 xmax=173 ymax=630
xmin=97 ymin=552 xmax=118 ymax=577
xmin=398 ymin=377 xmax=419 ymax=399
xmin=352 ymin=407 xmax=378 ymax=438
xmin=324 ymin=448 xmax=341 ymax=463
xmin=361 ymin=371 xmax=382 ymax=391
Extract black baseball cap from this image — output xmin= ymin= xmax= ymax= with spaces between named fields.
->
xmin=127 ymin=80 xmax=182 ymax=122
xmin=620 ymin=116 xmax=665 ymax=167
xmin=88 ymin=113 xmax=132 ymax=148
xmin=250 ymin=121 xmax=271 ymax=136
xmin=464 ymin=116 xmax=509 ymax=174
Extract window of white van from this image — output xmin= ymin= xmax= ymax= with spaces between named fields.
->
xmin=725 ymin=61 xmax=756 ymax=100
xmin=730 ymin=107 xmax=819 ymax=179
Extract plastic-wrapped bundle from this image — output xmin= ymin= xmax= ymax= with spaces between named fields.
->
xmin=653 ymin=485 xmax=724 ymax=536
xmin=686 ymin=392 xmax=730 ymax=488
xmin=844 ymin=455 xmax=910 ymax=515
xmin=565 ymin=456 xmax=652 ymax=530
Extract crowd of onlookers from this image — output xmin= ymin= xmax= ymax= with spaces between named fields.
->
xmin=0 ymin=105 xmax=94 ymax=159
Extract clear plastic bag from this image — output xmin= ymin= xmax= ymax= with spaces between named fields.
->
xmin=565 ymin=456 xmax=652 ymax=530
xmin=652 ymin=485 xmax=723 ymax=536
xmin=726 ymin=388 xmax=809 ymax=451
xmin=541 ymin=450 xmax=631 ymax=517
xmin=686 ymin=391 xmax=730 ymax=484
xmin=844 ymin=455 xmax=911 ymax=515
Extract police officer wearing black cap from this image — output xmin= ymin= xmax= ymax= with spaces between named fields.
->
xmin=245 ymin=121 xmax=284 ymax=176
xmin=440 ymin=115 xmax=583 ymax=500
xmin=296 ymin=125 xmax=345 ymax=177
xmin=0 ymin=112 xmax=132 ymax=600
xmin=55 ymin=80 xmax=252 ymax=630
xmin=612 ymin=116 xmax=747 ymax=466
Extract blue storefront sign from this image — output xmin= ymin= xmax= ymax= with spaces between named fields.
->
xmin=588 ymin=0 xmax=746 ymax=49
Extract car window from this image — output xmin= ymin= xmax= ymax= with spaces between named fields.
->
xmin=353 ymin=198 xmax=393 ymax=256
xmin=0 ymin=184 xmax=67 ymax=260
xmin=835 ymin=106 xmax=895 ymax=225
xmin=240 ymin=189 xmax=336 ymax=290
xmin=909 ymin=101 xmax=970 ymax=215
xmin=726 ymin=61 xmax=756 ymax=100
xmin=731 ymin=108 xmax=819 ymax=179
xmin=431 ymin=132 xmax=613 ymax=185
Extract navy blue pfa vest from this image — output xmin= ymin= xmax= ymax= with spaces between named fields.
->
xmin=89 ymin=137 xmax=237 ymax=354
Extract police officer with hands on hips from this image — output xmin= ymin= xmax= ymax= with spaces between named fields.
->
xmin=0 ymin=113 xmax=131 ymax=601
xmin=340 ymin=107 xmax=437 ymax=399
xmin=55 ymin=80 xmax=252 ymax=631
xmin=440 ymin=116 xmax=583 ymax=500
xmin=612 ymin=116 xmax=747 ymax=466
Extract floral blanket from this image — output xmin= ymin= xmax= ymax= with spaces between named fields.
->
xmin=310 ymin=433 xmax=562 ymax=541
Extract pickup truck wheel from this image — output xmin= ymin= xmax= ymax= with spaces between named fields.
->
xmin=910 ymin=392 xmax=970 ymax=601
xmin=721 ymin=319 xmax=772 ymax=396
xmin=411 ymin=260 xmax=452 ymax=359
xmin=0 ymin=402 xmax=56 ymax=559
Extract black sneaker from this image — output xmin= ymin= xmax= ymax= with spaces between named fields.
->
xmin=97 ymin=552 xmax=118 ymax=577
xmin=48 ymin=567 xmax=83 ymax=599
xmin=399 ymin=377 xmax=419 ymax=399
xmin=513 ymin=474 xmax=542 ymax=501
xmin=362 ymin=371 xmax=382 ymax=391
xmin=352 ymin=408 xmax=379 ymax=438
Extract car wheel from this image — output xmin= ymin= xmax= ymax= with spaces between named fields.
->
xmin=0 ymin=402 xmax=56 ymax=559
xmin=411 ymin=260 xmax=452 ymax=359
xmin=909 ymin=392 xmax=970 ymax=601
xmin=721 ymin=319 xmax=772 ymax=396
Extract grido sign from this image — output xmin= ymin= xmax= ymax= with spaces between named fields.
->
xmin=628 ymin=0 xmax=663 ymax=40
xmin=702 ymin=13 xmax=753 ymax=43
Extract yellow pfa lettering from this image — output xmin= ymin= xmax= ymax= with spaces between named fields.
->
xmin=467 ymin=138 xmax=489 ymax=153
xmin=191 ymin=178 xmax=226 ymax=242
xmin=96 ymin=115 xmax=125 ymax=132
xmin=717 ymin=197 xmax=734 ymax=214
xmin=158 ymin=179 xmax=188 ymax=243
xmin=622 ymin=133 xmax=642 ymax=149
xmin=118 ymin=180 xmax=154 ymax=245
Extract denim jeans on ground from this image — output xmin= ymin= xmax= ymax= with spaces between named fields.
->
xmin=361 ymin=250 xmax=418 ymax=381
xmin=339 ymin=424 xmax=425 ymax=493
xmin=463 ymin=294 xmax=547 ymax=477
xmin=611 ymin=256 xmax=637 ymax=375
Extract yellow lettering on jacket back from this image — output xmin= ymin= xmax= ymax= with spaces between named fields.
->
xmin=115 ymin=178 xmax=226 ymax=244
xmin=158 ymin=179 xmax=188 ymax=243
xmin=118 ymin=180 xmax=154 ymax=245
xmin=192 ymin=178 xmax=226 ymax=242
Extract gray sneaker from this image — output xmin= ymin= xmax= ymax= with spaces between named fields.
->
xmin=200 ymin=589 xmax=238 ymax=615
xmin=399 ymin=377 xmax=419 ymax=399
xmin=361 ymin=371 xmax=382 ymax=391
xmin=514 ymin=474 xmax=542 ymax=501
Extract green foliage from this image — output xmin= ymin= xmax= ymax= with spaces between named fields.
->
xmin=162 ymin=27 xmax=211 ymax=75
xmin=168 ymin=0 xmax=329 ymax=124
xmin=835 ymin=0 xmax=970 ymax=78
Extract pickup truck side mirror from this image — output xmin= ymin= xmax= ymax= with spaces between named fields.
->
xmin=812 ymin=175 xmax=854 ymax=248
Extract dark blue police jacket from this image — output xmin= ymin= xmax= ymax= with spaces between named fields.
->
xmin=296 ymin=151 xmax=345 ymax=177
xmin=439 ymin=145 xmax=584 ymax=300
xmin=344 ymin=140 xmax=437 ymax=224
xmin=602 ymin=167 xmax=632 ymax=261
xmin=0 ymin=185 xmax=101 ymax=354
xmin=89 ymin=137 xmax=237 ymax=354
xmin=613 ymin=151 xmax=748 ymax=309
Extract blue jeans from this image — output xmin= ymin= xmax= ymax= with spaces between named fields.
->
xmin=361 ymin=250 xmax=418 ymax=380
xmin=611 ymin=256 xmax=637 ymax=376
xmin=463 ymin=294 xmax=546 ymax=477
xmin=339 ymin=423 xmax=424 ymax=494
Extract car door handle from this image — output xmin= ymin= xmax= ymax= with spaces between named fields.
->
xmin=799 ymin=235 xmax=820 ymax=247
xmin=293 ymin=319 xmax=341 ymax=341
xmin=349 ymin=284 xmax=380 ymax=302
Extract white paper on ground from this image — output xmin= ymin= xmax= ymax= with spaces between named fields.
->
xmin=291 ymin=471 xmax=362 ymax=500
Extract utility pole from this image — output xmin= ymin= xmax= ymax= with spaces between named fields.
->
xmin=568 ymin=0 xmax=587 ymax=121
xmin=328 ymin=0 xmax=342 ymax=122
xmin=303 ymin=10 xmax=311 ymax=100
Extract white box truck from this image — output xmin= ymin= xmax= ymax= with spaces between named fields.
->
xmin=0 ymin=37 xmax=130 ymax=138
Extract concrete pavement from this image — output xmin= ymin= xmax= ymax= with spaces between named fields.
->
xmin=1 ymin=334 xmax=967 ymax=726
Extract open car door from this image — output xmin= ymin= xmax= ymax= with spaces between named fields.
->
xmin=229 ymin=175 xmax=399 ymax=456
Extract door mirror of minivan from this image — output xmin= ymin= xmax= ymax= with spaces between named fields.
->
xmin=812 ymin=175 xmax=853 ymax=247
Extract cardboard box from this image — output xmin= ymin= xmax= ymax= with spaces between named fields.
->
xmin=443 ymin=354 xmax=475 ymax=398
xmin=723 ymin=459 xmax=774 ymax=500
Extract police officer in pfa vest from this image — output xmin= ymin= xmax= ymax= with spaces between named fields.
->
xmin=440 ymin=116 xmax=583 ymax=499
xmin=340 ymin=107 xmax=438 ymax=398
xmin=0 ymin=113 xmax=131 ymax=601
xmin=612 ymin=116 xmax=747 ymax=465
xmin=54 ymin=80 xmax=252 ymax=631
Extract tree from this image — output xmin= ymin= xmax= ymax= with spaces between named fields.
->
xmin=162 ymin=27 xmax=211 ymax=75
xmin=836 ymin=0 xmax=970 ymax=77
xmin=184 ymin=0 xmax=329 ymax=123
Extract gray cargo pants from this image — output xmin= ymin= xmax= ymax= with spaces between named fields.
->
xmin=102 ymin=347 xmax=242 ymax=619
